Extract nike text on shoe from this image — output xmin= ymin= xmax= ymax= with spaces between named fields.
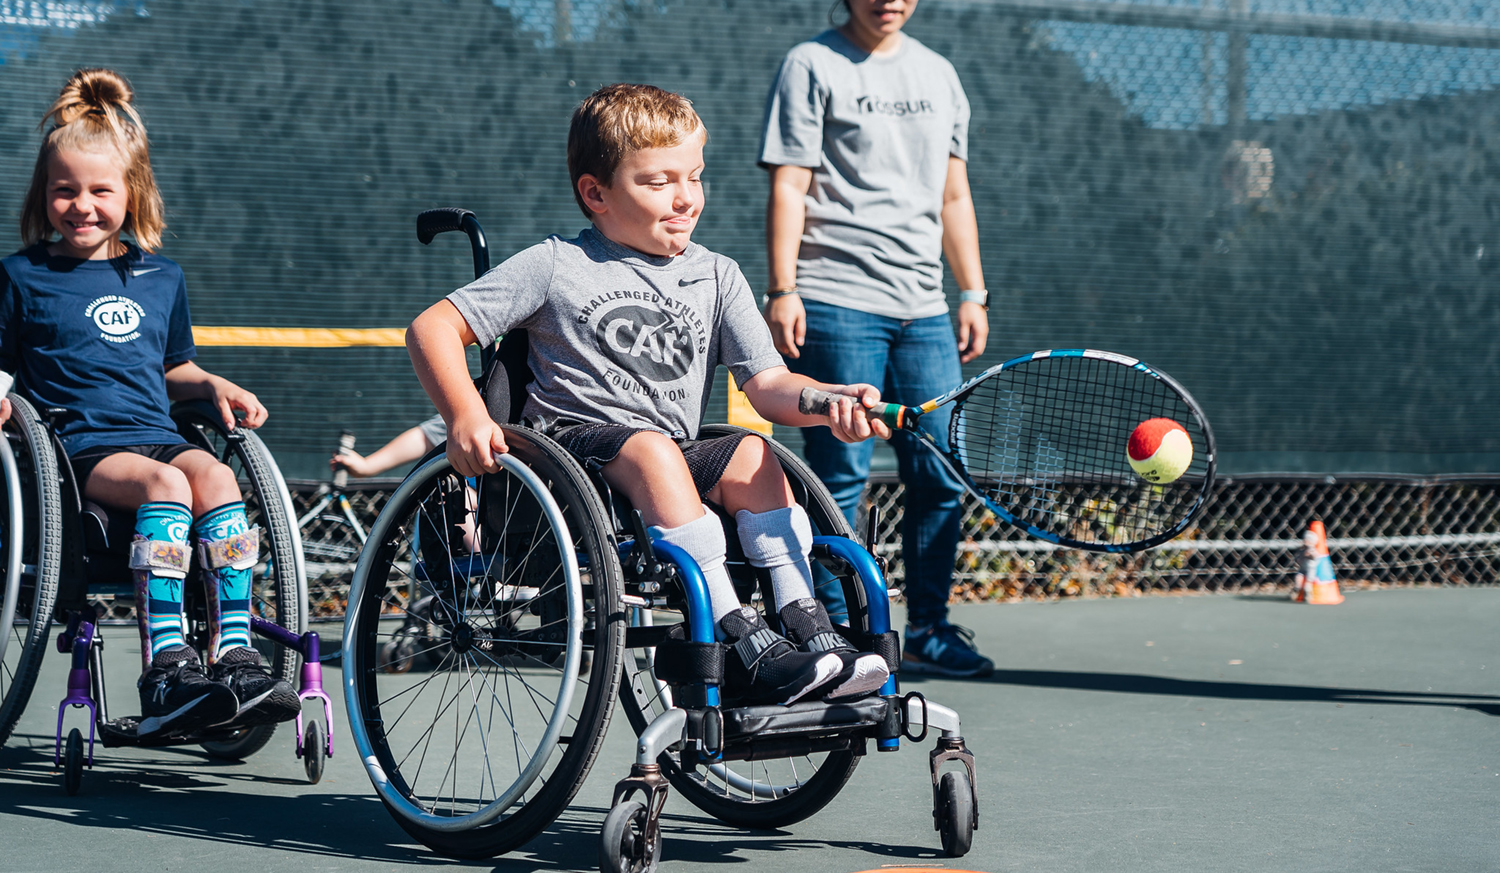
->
xmin=778 ymin=598 xmax=890 ymax=699
xmin=136 ymin=644 xmax=239 ymax=736
xmin=212 ymin=645 xmax=300 ymax=726
xmin=719 ymin=607 xmax=842 ymax=705
xmin=902 ymin=622 xmax=995 ymax=678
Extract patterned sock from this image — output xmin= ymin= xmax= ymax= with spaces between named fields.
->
xmin=734 ymin=505 xmax=816 ymax=611
xmin=134 ymin=502 xmax=193 ymax=664
xmin=650 ymin=506 xmax=741 ymax=629
xmin=195 ymin=501 xmax=253 ymax=662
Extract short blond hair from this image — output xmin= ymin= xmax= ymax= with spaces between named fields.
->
xmin=21 ymin=69 xmax=165 ymax=252
xmin=567 ymin=83 xmax=705 ymax=220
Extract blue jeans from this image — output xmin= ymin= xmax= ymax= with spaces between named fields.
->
xmin=789 ymin=299 xmax=966 ymax=628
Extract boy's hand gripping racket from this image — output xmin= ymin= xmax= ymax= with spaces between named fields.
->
xmin=801 ymin=349 xmax=1216 ymax=553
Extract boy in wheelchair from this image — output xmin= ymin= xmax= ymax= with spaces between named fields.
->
xmin=407 ymin=83 xmax=893 ymax=705
xmin=0 ymin=68 xmax=298 ymax=738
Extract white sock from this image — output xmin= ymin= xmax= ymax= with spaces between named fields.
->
xmin=650 ymin=506 xmax=741 ymax=627
xmin=734 ymin=505 xmax=816 ymax=611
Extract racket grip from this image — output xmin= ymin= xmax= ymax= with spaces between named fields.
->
xmin=798 ymin=388 xmax=906 ymax=430
xmin=333 ymin=430 xmax=355 ymax=489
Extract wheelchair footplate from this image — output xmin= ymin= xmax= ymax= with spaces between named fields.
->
xmin=98 ymin=716 xmax=253 ymax=749
xmin=719 ymin=694 xmax=890 ymax=743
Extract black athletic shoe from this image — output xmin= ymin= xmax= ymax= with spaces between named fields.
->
xmin=719 ymin=607 xmax=842 ymax=705
xmin=778 ymin=598 xmax=890 ymax=700
xmin=211 ymin=646 xmax=301 ymax=726
xmin=137 ymin=645 xmax=239 ymax=737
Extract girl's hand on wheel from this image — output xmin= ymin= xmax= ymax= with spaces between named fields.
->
xmin=448 ymin=413 xmax=508 ymax=477
xmin=212 ymin=379 xmax=268 ymax=430
xmin=0 ymin=397 xmax=10 ymax=427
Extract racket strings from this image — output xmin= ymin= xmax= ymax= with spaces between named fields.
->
xmin=950 ymin=356 xmax=1211 ymax=547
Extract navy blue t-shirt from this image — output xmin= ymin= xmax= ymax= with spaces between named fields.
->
xmin=0 ymin=242 xmax=196 ymax=455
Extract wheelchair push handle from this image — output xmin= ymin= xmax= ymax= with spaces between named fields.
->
xmin=332 ymin=430 xmax=356 ymax=489
xmin=416 ymin=208 xmax=490 ymax=280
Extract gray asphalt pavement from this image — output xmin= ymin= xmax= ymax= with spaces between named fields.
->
xmin=2 ymin=587 xmax=1496 ymax=872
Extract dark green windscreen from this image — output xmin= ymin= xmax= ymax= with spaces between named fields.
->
xmin=1 ymin=0 xmax=1497 ymax=478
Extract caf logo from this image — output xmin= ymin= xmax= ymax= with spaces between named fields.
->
xmin=595 ymin=305 xmax=696 ymax=383
xmin=85 ymin=295 xmax=145 ymax=343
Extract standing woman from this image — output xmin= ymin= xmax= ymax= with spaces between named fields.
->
xmin=759 ymin=0 xmax=993 ymax=677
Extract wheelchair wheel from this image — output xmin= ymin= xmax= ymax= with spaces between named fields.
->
xmin=619 ymin=424 xmax=862 ymax=829
xmin=344 ymin=427 xmax=624 ymax=859
xmin=172 ymin=401 xmax=304 ymax=760
xmin=0 ymin=395 xmax=63 ymax=748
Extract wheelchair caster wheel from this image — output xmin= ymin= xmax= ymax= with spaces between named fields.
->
xmin=62 ymin=728 xmax=84 ymax=796
xmin=302 ymin=719 xmax=326 ymax=784
xmin=936 ymin=770 xmax=974 ymax=857
xmin=377 ymin=639 xmax=414 ymax=674
xmin=600 ymin=800 xmax=661 ymax=873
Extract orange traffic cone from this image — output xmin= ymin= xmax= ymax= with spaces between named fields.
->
xmin=1294 ymin=520 xmax=1343 ymax=605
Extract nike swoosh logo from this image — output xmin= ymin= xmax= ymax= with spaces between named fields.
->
xmin=678 ymin=277 xmax=712 ymax=287
xmin=131 ymin=267 xmax=161 ymax=277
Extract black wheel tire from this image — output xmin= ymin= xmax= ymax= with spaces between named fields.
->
xmin=938 ymin=770 xmax=974 ymax=857
xmin=0 ymin=395 xmax=62 ymax=749
xmin=599 ymin=800 xmax=660 ymax=873
xmin=63 ymin=728 xmax=83 ymax=796
xmin=620 ymin=424 xmax=860 ymax=830
xmin=173 ymin=401 xmax=303 ymax=762
xmin=303 ymin=719 xmax=326 ymax=784
xmin=347 ymin=428 xmax=625 ymax=859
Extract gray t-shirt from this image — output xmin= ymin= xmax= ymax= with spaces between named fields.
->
xmin=447 ymin=228 xmax=784 ymax=438
xmin=759 ymin=30 xmax=971 ymax=320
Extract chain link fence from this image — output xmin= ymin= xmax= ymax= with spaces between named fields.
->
xmin=87 ymin=473 xmax=1500 ymax=623
xmin=864 ymin=473 xmax=1500 ymax=602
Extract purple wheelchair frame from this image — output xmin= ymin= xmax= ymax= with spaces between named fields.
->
xmin=54 ymin=611 xmax=333 ymax=767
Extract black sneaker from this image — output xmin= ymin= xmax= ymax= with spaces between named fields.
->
xmin=137 ymin=645 xmax=239 ymax=737
xmin=719 ymin=607 xmax=842 ymax=705
xmin=778 ymin=598 xmax=890 ymax=700
xmin=210 ymin=646 xmax=301 ymax=726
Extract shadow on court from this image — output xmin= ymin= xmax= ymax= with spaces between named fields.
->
xmin=0 ymin=736 xmax=445 ymax=866
xmin=902 ymin=670 xmax=1500 ymax=716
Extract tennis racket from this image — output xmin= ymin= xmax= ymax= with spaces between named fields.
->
xmin=801 ymin=349 xmax=1216 ymax=553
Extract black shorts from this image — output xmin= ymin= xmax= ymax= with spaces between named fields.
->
xmin=68 ymin=442 xmax=210 ymax=492
xmin=541 ymin=422 xmax=752 ymax=500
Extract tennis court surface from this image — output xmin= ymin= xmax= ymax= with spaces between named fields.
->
xmin=2 ymin=587 xmax=1494 ymax=872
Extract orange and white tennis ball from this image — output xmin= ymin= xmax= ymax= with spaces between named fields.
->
xmin=1127 ymin=418 xmax=1193 ymax=483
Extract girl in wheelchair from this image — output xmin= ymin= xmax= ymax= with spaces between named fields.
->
xmin=407 ymin=83 xmax=893 ymax=706
xmin=0 ymin=69 xmax=297 ymax=737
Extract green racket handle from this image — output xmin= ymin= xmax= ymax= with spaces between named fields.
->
xmin=798 ymin=388 xmax=911 ymax=430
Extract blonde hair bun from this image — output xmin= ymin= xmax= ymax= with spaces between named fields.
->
xmin=21 ymin=68 xmax=165 ymax=252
